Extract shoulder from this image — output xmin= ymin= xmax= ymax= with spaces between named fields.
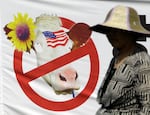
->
xmin=125 ymin=44 xmax=150 ymax=69
xmin=133 ymin=52 xmax=150 ymax=68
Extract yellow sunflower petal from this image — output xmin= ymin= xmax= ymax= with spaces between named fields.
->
xmin=29 ymin=32 xmax=35 ymax=40
xmin=23 ymin=13 xmax=28 ymax=22
xmin=7 ymin=22 xmax=16 ymax=29
xmin=15 ymin=41 xmax=24 ymax=51
xmin=8 ymin=31 xmax=16 ymax=38
xmin=22 ymin=41 xmax=26 ymax=47
xmin=27 ymin=18 xmax=33 ymax=25
xmin=13 ymin=39 xmax=20 ymax=48
xmin=6 ymin=12 xmax=36 ymax=52
xmin=26 ymin=41 xmax=32 ymax=49
xmin=16 ymin=14 xmax=23 ymax=25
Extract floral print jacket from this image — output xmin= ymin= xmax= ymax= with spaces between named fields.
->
xmin=96 ymin=44 xmax=150 ymax=115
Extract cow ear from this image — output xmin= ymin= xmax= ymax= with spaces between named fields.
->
xmin=67 ymin=23 xmax=92 ymax=51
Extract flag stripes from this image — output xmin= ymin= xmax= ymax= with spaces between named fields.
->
xmin=42 ymin=30 xmax=69 ymax=48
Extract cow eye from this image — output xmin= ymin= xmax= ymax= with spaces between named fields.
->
xmin=59 ymin=74 xmax=67 ymax=81
xmin=75 ymin=73 xmax=78 ymax=80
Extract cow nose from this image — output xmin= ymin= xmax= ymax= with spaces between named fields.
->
xmin=75 ymin=73 xmax=78 ymax=80
xmin=59 ymin=72 xmax=78 ymax=82
xmin=60 ymin=67 xmax=78 ymax=81
xmin=59 ymin=74 xmax=67 ymax=81
xmin=57 ymin=67 xmax=80 ymax=90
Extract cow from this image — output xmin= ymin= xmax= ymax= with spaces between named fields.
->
xmin=34 ymin=14 xmax=80 ymax=95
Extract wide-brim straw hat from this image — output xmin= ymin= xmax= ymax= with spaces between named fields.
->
xmin=90 ymin=5 xmax=150 ymax=37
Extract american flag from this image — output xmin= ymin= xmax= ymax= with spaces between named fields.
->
xmin=42 ymin=30 xmax=69 ymax=48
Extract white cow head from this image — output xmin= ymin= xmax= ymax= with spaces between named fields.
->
xmin=34 ymin=14 xmax=80 ymax=95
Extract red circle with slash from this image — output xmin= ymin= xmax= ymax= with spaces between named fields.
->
xmin=14 ymin=17 xmax=99 ymax=111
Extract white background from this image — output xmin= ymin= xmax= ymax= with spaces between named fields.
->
xmin=0 ymin=0 xmax=150 ymax=115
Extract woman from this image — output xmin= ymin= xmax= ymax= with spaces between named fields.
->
xmin=90 ymin=5 xmax=150 ymax=115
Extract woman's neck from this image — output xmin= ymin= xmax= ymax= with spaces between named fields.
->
xmin=119 ymin=42 xmax=136 ymax=56
xmin=114 ymin=42 xmax=136 ymax=68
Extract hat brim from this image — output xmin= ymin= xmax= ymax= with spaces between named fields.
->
xmin=90 ymin=24 xmax=150 ymax=41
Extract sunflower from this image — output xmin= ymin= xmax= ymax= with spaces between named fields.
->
xmin=6 ymin=13 xmax=36 ymax=52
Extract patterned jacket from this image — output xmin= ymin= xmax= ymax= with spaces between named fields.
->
xmin=96 ymin=43 xmax=150 ymax=115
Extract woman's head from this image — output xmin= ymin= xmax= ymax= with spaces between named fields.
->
xmin=90 ymin=5 xmax=150 ymax=40
xmin=106 ymin=29 xmax=137 ymax=49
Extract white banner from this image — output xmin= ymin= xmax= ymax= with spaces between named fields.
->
xmin=1 ymin=0 xmax=150 ymax=115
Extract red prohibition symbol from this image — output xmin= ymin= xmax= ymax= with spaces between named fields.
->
xmin=14 ymin=17 xmax=100 ymax=111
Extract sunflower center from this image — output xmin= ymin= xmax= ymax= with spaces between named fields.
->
xmin=16 ymin=24 xmax=30 ymax=41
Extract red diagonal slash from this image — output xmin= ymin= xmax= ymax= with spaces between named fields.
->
xmin=14 ymin=39 xmax=99 ymax=111
xmin=14 ymin=39 xmax=91 ymax=83
xmin=13 ymin=17 xmax=99 ymax=111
